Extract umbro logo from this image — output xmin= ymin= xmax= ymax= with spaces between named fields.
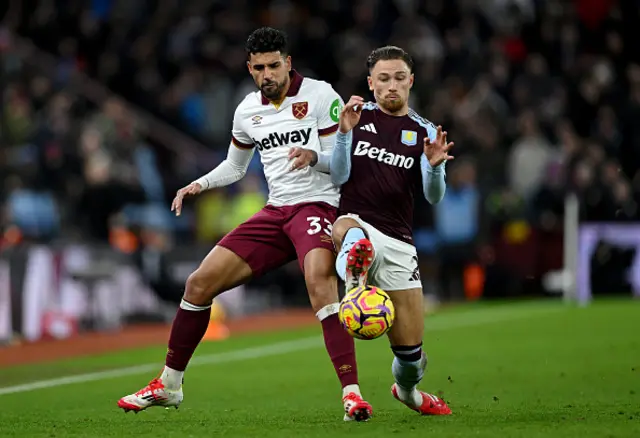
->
xmin=359 ymin=123 xmax=377 ymax=134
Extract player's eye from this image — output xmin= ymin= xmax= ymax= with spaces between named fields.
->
xmin=254 ymin=65 xmax=264 ymax=71
xmin=268 ymin=63 xmax=280 ymax=69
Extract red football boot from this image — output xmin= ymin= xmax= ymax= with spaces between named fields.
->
xmin=391 ymin=383 xmax=452 ymax=415
xmin=344 ymin=238 xmax=375 ymax=292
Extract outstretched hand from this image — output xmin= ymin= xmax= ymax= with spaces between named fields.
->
xmin=171 ymin=182 xmax=202 ymax=216
xmin=424 ymin=125 xmax=454 ymax=167
xmin=338 ymin=95 xmax=365 ymax=133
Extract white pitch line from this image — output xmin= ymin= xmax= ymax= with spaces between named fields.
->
xmin=0 ymin=337 xmax=322 ymax=396
xmin=0 ymin=305 xmax=562 ymax=397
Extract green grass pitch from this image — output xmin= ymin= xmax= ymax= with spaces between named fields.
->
xmin=0 ymin=299 xmax=638 ymax=437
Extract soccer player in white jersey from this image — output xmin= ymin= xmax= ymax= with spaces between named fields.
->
xmin=117 ymin=27 xmax=373 ymax=422
xmin=292 ymin=46 xmax=454 ymax=415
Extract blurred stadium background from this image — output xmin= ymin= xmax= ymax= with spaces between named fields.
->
xmin=0 ymin=0 xmax=638 ymax=344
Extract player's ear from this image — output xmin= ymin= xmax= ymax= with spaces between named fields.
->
xmin=285 ymin=55 xmax=292 ymax=72
xmin=246 ymin=61 xmax=252 ymax=74
xmin=409 ymin=73 xmax=414 ymax=89
xmin=367 ymin=76 xmax=373 ymax=91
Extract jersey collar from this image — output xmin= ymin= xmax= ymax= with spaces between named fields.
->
xmin=261 ymin=70 xmax=304 ymax=105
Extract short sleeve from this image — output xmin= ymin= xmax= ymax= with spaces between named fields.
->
xmin=231 ymin=106 xmax=255 ymax=150
xmin=316 ymin=84 xmax=343 ymax=138
xmin=425 ymin=123 xmax=437 ymax=143
xmin=421 ymin=120 xmax=447 ymax=171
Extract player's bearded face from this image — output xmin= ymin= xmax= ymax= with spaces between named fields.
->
xmin=368 ymin=59 xmax=414 ymax=114
xmin=248 ymin=52 xmax=291 ymax=101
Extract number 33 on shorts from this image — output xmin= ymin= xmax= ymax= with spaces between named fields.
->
xmin=307 ymin=216 xmax=332 ymax=236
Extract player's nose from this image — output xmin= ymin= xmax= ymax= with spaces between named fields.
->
xmin=264 ymin=67 xmax=276 ymax=79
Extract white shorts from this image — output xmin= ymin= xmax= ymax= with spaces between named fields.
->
xmin=337 ymin=214 xmax=422 ymax=292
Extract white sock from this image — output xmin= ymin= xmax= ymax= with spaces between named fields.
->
xmin=160 ymin=365 xmax=184 ymax=390
xmin=315 ymin=303 xmax=340 ymax=321
xmin=342 ymin=383 xmax=362 ymax=399
xmin=395 ymin=384 xmax=422 ymax=407
xmin=179 ymin=298 xmax=211 ymax=311
xmin=336 ymin=227 xmax=366 ymax=282
xmin=392 ymin=355 xmax=426 ymax=407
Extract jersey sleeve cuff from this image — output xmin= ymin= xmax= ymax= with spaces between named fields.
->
xmin=313 ymin=151 xmax=331 ymax=173
xmin=318 ymin=124 xmax=339 ymax=137
xmin=421 ymin=154 xmax=446 ymax=173
xmin=232 ymin=136 xmax=254 ymax=149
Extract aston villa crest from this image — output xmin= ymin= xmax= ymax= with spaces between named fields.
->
xmin=292 ymin=101 xmax=308 ymax=120
xmin=401 ymin=130 xmax=418 ymax=146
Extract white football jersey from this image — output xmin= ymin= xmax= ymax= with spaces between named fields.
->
xmin=231 ymin=71 xmax=343 ymax=207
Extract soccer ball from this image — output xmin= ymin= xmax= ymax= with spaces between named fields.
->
xmin=339 ymin=285 xmax=395 ymax=340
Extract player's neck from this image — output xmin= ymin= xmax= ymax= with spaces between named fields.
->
xmin=377 ymin=104 xmax=409 ymax=117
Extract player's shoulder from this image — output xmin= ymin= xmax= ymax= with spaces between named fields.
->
xmin=407 ymin=108 xmax=436 ymax=129
xmin=407 ymin=108 xmax=438 ymax=137
xmin=354 ymin=102 xmax=378 ymax=125
xmin=300 ymin=77 xmax=338 ymax=99
xmin=234 ymin=91 xmax=261 ymax=116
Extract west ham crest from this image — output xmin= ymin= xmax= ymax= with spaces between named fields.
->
xmin=292 ymin=101 xmax=308 ymax=120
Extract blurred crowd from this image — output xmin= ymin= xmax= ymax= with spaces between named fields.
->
xmin=1 ymin=0 xmax=639 ymax=300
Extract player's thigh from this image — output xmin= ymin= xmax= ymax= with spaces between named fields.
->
xmin=386 ymin=287 xmax=425 ymax=347
xmin=200 ymin=206 xmax=295 ymax=287
xmin=285 ymin=203 xmax=339 ymax=306
xmin=186 ymin=245 xmax=254 ymax=304
xmin=369 ymin=232 xmax=421 ymax=293
xmin=284 ymin=202 xmax=337 ymax=273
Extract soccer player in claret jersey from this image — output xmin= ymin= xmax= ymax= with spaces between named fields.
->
xmin=292 ymin=46 xmax=454 ymax=416
xmin=117 ymin=27 xmax=373 ymax=422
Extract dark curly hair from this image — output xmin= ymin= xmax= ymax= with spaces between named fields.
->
xmin=245 ymin=27 xmax=289 ymax=57
xmin=366 ymin=46 xmax=414 ymax=72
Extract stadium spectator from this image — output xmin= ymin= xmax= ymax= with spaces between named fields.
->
xmin=0 ymin=0 xmax=638 ymax=302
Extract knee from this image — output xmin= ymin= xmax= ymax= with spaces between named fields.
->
xmin=331 ymin=217 xmax=361 ymax=248
xmin=184 ymin=270 xmax=218 ymax=306
xmin=305 ymin=271 xmax=338 ymax=311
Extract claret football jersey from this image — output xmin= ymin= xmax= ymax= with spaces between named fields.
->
xmin=338 ymin=102 xmax=438 ymax=245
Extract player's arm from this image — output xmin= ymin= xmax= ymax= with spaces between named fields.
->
xmin=312 ymin=87 xmax=343 ymax=173
xmin=291 ymin=129 xmax=351 ymax=182
xmin=421 ymin=124 xmax=453 ymax=204
xmin=172 ymin=141 xmax=254 ymax=216
xmin=330 ymin=95 xmax=364 ymax=185
xmin=421 ymin=155 xmax=446 ymax=204
xmin=289 ymin=92 xmax=358 ymax=185
xmin=329 ymin=130 xmax=352 ymax=186
xmin=171 ymin=110 xmax=255 ymax=216
xmin=194 ymin=110 xmax=255 ymax=190
xmin=193 ymin=141 xmax=254 ymax=190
